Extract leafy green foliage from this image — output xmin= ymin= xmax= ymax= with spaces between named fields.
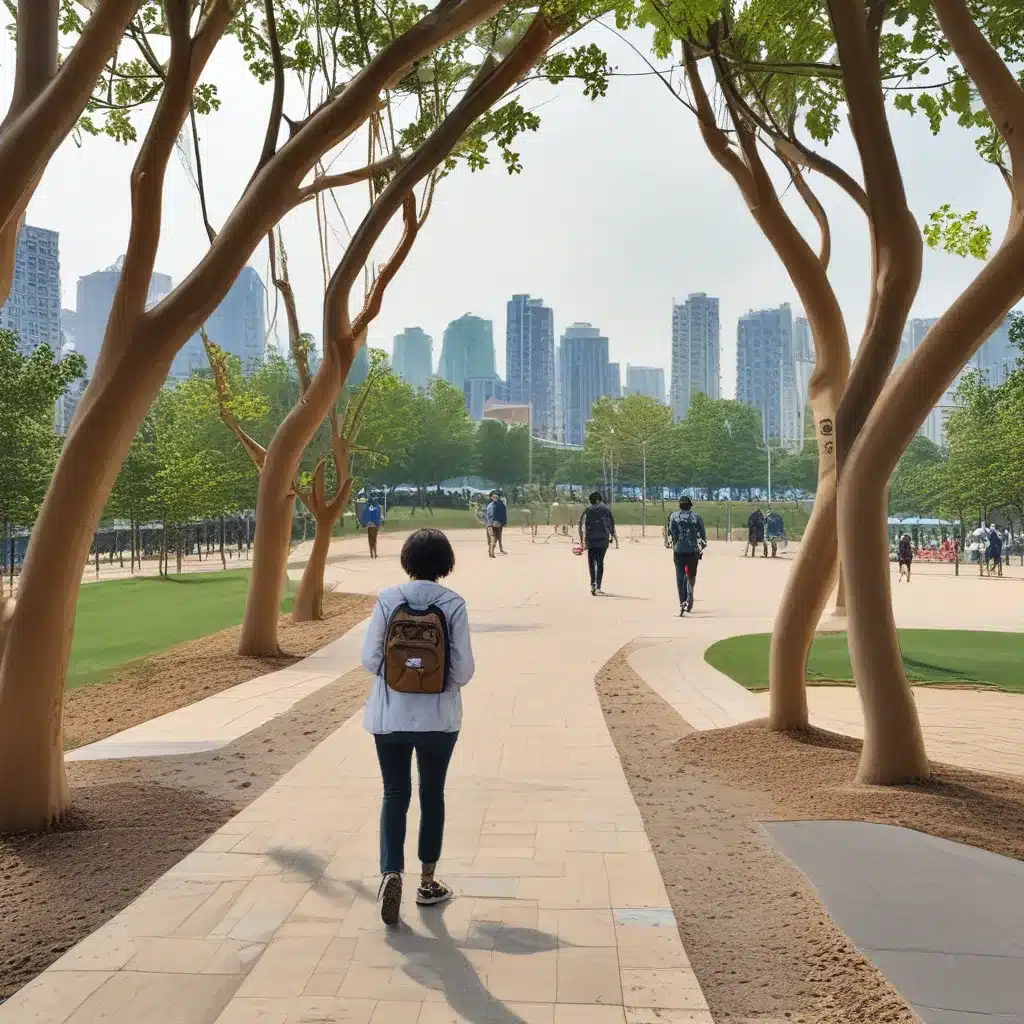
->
xmin=923 ymin=204 xmax=992 ymax=260
xmin=476 ymin=419 xmax=529 ymax=487
xmin=0 ymin=331 xmax=85 ymax=531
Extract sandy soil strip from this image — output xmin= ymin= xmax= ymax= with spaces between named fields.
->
xmin=64 ymin=592 xmax=373 ymax=750
xmin=2 ymin=599 xmax=376 ymax=1001
xmin=596 ymin=645 xmax=919 ymax=1024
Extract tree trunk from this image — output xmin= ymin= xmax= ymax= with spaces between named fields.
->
xmin=239 ymin=347 xmax=348 ymax=654
xmin=220 ymin=515 xmax=226 ymax=569
xmin=292 ymin=514 xmax=333 ymax=622
xmin=176 ymin=528 xmax=182 ymax=575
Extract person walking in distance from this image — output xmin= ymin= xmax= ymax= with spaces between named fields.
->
xmin=361 ymin=528 xmax=475 ymax=926
xmin=746 ymin=507 xmax=767 ymax=557
xmin=897 ymin=533 xmax=913 ymax=582
xmin=364 ymin=496 xmax=382 ymax=559
xmin=765 ymin=507 xmax=785 ymax=558
xmin=484 ymin=490 xmax=508 ymax=558
xmin=669 ymin=496 xmax=707 ymax=616
xmin=579 ymin=491 xmax=617 ymax=595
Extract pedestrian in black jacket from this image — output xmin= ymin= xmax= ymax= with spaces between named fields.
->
xmin=579 ymin=492 xmax=617 ymax=595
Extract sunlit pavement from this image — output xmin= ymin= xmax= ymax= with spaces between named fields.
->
xmin=5 ymin=527 xmax=1021 ymax=1022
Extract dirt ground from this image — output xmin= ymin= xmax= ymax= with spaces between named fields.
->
xmin=1 ymin=601 xmax=374 ymax=1001
xmin=63 ymin=592 xmax=373 ymax=750
xmin=597 ymin=647 xmax=919 ymax=1024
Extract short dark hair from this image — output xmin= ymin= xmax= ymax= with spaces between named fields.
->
xmin=489 ymin=490 xmax=498 ymax=498
xmin=679 ymin=497 xmax=692 ymax=510
xmin=589 ymin=491 xmax=603 ymax=504
xmin=400 ymin=528 xmax=455 ymax=582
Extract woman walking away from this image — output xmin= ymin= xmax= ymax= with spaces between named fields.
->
xmin=897 ymin=533 xmax=913 ymax=582
xmin=361 ymin=528 xmax=475 ymax=925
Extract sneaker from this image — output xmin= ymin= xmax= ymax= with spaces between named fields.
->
xmin=416 ymin=878 xmax=453 ymax=907
xmin=679 ymin=604 xmax=686 ymax=617
xmin=378 ymin=872 xmax=402 ymax=926
xmin=686 ymin=599 xmax=694 ymax=613
xmin=595 ymin=588 xmax=605 ymax=596
xmin=591 ymin=585 xmax=597 ymax=595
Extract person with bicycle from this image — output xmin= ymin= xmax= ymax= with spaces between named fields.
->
xmin=668 ymin=496 xmax=706 ymax=616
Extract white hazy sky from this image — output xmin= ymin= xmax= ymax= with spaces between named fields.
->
xmin=2 ymin=15 xmax=1012 ymax=397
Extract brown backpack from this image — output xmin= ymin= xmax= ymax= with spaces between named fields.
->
xmin=381 ymin=602 xmax=450 ymax=694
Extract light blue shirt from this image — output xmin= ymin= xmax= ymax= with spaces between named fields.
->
xmin=361 ymin=580 xmax=475 ymax=734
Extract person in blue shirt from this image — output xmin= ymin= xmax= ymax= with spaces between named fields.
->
xmin=364 ymin=498 xmax=382 ymax=558
xmin=484 ymin=491 xmax=508 ymax=557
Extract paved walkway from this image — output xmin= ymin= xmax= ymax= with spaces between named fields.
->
xmin=6 ymin=531 xmax=714 ymax=1024
xmin=6 ymin=532 xmax=1023 ymax=1022
xmin=767 ymin=820 xmax=1024 ymax=1024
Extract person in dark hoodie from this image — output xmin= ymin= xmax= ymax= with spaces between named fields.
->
xmin=578 ymin=492 xmax=617 ymax=595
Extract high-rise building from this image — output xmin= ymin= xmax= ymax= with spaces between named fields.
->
xmin=392 ymin=326 xmax=433 ymax=390
xmin=506 ymin=294 xmax=555 ymax=438
xmin=670 ymin=293 xmax=720 ymax=420
xmin=896 ymin=314 xmax=1020 ymax=445
xmin=439 ymin=314 xmax=495 ymax=388
xmin=464 ymin=376 xmax=507 ymax=421
xmin=75 ymin=257 xmax=173 ymax=375
xmin=625 ymin=365 xmax=666 ymax=404
xmin=0 ymin=224 xmax=62 ymax=356
xmin=171 ymin=265 xmax=265 ymax=380
xmin=793 ymin=317 xmax=816 ymax=446
xmin=606 ymin=362 xmax=622 ymax=399
xmin=737 ymin=302 xmax=800 ymax=448
xmin=559 ymin=322 xmax=610 ymax=446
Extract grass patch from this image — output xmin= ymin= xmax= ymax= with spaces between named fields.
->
xmin=371 ymin=500 xmax=812 ymax=538
xmin=705 ymin=629 xmax=1024 ymax=694
xmin=68 ymin=570 xmax=293 ymax=690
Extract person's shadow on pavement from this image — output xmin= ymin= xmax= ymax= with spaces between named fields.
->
xmin=269 ymin=849 xmax=566 ymax=1024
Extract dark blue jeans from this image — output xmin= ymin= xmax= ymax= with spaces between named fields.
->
xmin=374 ymin=731 xmax=459 ymax=874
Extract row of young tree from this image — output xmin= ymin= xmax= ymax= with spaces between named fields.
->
xmin=1 ymin=0 xmax=1023 ymax=829
xmin=890 ymin=317 xmax=1024 ymax=539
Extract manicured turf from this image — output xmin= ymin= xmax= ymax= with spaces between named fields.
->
xmin=68 ymin=570 xmax=292 ymax=690
xmin=373 ymin=500 xmax=812 ymax=538
xmin=705 ymin=629 xmax=1024 ymax=694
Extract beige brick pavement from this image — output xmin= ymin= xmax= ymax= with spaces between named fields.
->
xmin=5 ymin=531 xmax=1021 ymax=1022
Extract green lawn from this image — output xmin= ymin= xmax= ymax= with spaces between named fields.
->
xmin=68 ymin=570 xmax=292 ymax=690
xmin=705 ymin=629 xmax=1024 ymax=694
xmin=368 ymin=500 xmax=812 ymax=538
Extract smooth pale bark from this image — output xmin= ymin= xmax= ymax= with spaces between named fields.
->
xmin=0 ymin=348 xmax=172 ymax=831
xmin=840 ymin=0 xmax=1024 ymax=784
xmin=819 ymin=0 xmax=926 ymax=782
xmin=0 ymin=0 xmax=515 ymax=832
xmin=240 ymin=14 xmax=561 ymax=655
xmin=292 ymin=477 xmax=353 ymax=623
xmin=686 ymin=47 xmax=850 ymax=729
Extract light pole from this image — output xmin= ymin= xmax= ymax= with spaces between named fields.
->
xmin=767 ymin=439 xmax=772 ymax=505
xmin=641 ymin=439 xmax=648 ymax=537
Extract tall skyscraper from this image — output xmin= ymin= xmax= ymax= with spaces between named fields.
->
xmin=171 ymin=265 xmax=265 ymax=380
xmin=438 ymin=314 xmax=495 ymax=388
xmin=793 ymin=317 xmax=816 ymax=445
xmin=625 ymin=365 xmax=666 ymax=404
xmin=559 ymin=322 xmax=610 ymax=446
xmin=670 ymin=293 xmax=720 ymax=420
xmin=896 ymin=313 xmax=1020 ymax=445
xmin=606 ymin=362 xmax=622 ymax=399
xmin=737 ymin=302 xmax=800 ymax=448
xmin=392 ymin=326 xmax=433 ymax=390
xmin=75 ymin=257 xmax=172 ymax=375
xmin=0 ymin=224 xmax=62 ymax=356
xmin=506 ymin=294 xmax=555 ymax=438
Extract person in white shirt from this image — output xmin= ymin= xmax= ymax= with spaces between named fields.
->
xmin=361 ymin=528 xmax=475 ymax=925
